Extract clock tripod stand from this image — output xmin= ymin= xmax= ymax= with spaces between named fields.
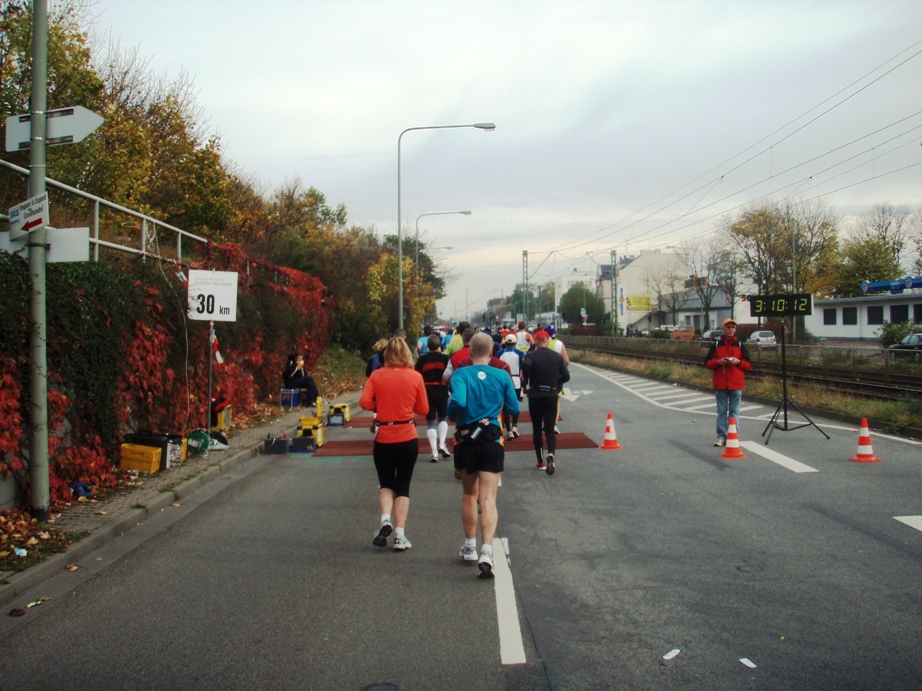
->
xmin=761 ymin=322 xmax=830 ymax=444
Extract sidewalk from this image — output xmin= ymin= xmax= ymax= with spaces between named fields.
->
xmin=0 ymin=392 xmax=361 ymax=607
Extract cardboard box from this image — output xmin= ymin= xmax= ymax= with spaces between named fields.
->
xmin=280 ymin=388 xmax=300 ymax=408
xmin=120 ymin=443 xmax=162 ymax=474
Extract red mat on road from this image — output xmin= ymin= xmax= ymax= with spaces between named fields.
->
xmin=342 ymin=411 xmax=547 ymax=428
xmin=313 ymin=432 xmax=597 ymax=457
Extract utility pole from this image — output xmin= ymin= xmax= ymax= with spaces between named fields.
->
xmin=610 ymin=249 xmax=618 ymax=337
xmin=522 ymin=250 xmax=528 ymax=322
xmin=27 ymin=0 xmax=51 ymax=521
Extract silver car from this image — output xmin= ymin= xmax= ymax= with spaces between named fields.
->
xmin=747 ymin=330 xmax=777 ymax=347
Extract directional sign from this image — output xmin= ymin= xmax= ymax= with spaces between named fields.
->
xmin=9 ymin=193 xmax=49 ymax=240
xmin=5 ymin=106 xmax=104 ymax=152
xmin=187 ymin=270 xmax=238 ymax=322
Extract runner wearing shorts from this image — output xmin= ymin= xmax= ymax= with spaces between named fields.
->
xmin=448 ymin=333 xmax=519 ymax=577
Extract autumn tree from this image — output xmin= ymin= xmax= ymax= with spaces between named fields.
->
xmin=645 ymin=264 xmax=691 ymax=325
xmin=558 ymin=282 xmax=604 ymax=325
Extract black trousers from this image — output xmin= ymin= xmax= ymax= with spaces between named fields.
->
xmin=287 ymin=375 xmax=319 ymax=404
xmin=528 ymin=396 xmax=558 ymax=461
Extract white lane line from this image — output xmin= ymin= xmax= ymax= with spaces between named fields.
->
xmin=494 ymin=537 xmax=526 ymax=665
xmin=895 ymin=516 xmax=922 ymax=532
xmin=740 ymin=441 xmax=819 ymax=473
xmin=648 ymin=393 xmax=713 ymax=403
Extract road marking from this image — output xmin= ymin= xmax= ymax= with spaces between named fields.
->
xmin=895 ymin=516 xmax=922 ymax=532
xmin=739 ymin=441 xmax=818 ymax=473
xmin=494 ymin=537 xmax=526 ymax=665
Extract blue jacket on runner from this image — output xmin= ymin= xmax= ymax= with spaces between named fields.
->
xmin=448 ymin=364 xmax=520 ymax=432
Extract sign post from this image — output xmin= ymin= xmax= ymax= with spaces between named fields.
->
xmin=187 ymin=270 xmax=238 ymax=437
xmin=8 ymin=193 xmax=49 ymax=240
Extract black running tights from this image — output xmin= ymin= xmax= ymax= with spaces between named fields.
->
xmin=528 ymin=396 xmax=557 ymax=461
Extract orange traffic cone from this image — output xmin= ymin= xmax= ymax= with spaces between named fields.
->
xmin=850 ymin=418 xmax=881 ymax=463
xmin=721 ymin=417 xmax=745 ymax=459
xmin=600 ymin=413 xmax=622 ymax=450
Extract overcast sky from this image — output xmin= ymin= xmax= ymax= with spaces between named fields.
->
xmin=85 ymin=0 xmax=922 ymax=322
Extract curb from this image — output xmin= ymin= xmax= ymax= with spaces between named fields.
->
xmin=0 ymin=392 xmax=363 ymax=608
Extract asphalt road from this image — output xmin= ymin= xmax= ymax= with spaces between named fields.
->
xmin=1 ymin=363 xmax=921 ymax=690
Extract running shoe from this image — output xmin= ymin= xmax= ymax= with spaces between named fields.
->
xmin=478 ymin=549 xmax=494 ymax=578
xmin=554 ymin=424 xmax=560 ymax=434
xmin=511 ymin=426 xmax=519 ymax=438
xmin=534 ymin=461 xmax=547 ymax=471
xmin=546 ymin=453 xmax=556 ymax=476
xmin=430 ymin=455 xmax=439 ymax=463
xmin=714 ymin=438 xmax=726 ymax=447
xmin=392 ymin=535 xmax=412 ymax=551
xmin=438 ymin=443 xmax=452 ymax=458
xmin=373 ymin=520 xmax=393 ymax=547
xmin=459 ymin=544 xmax=478 ymax=562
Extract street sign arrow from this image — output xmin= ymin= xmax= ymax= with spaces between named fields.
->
xmin=5 ymin=106 xmax=104 ymax=152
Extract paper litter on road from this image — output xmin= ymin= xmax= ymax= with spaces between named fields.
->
xmin=740 ymin=658 xmax=757 ymax=668
xmin=663 ymin=649 xmax=680 ymax=660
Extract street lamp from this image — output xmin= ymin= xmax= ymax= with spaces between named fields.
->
xmin=397 ymin=122 xmax=495 ymax=329
xmin=415 ymin=210 xmax=470 ymax=284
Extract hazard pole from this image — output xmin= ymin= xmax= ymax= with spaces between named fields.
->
xmin=27 ymin=0 xmax=51 ymax=521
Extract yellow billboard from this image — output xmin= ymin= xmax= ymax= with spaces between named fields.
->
xmin=625 ymin=295 xmax=653 ymax=311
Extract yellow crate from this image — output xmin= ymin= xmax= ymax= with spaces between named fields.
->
xmin=298 ymin=423 xmax=325 ymax=447
xmin=330 ymin=403 xmax=351 ymax=422
xmin=299 ymin=415 xmax=323 ymax=428
xmin=211 ymin=405 xmax=232 ymax=432
xmin=120 ymin=443 xmax=161 ymax=474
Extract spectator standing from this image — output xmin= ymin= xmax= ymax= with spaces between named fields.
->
xmin=704 ymin=318 xmax=751 ymax=446
xmin=359 ymin=338 xmax=429 ymax=550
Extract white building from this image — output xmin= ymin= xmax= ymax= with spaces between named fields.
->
xmin=804 ymin=293 xmax=922 ymax=340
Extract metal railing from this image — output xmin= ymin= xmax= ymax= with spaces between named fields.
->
xmin=1 ymin=158 xmax=208 ymax=263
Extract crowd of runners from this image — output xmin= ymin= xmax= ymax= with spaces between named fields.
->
xmin=359 ymin=321 xmax=570 ymax=578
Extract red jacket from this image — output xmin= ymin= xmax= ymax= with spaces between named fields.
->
xmin=705 ymin=337 xmax=751 ymax=390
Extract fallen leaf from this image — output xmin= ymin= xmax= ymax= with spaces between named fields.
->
xmin=65 ymin=564 xmax=79 ymax=572
xmin=171 ymin=502 xmax=182 ymax=507
xmin=38 ymin=531 xmax=50 ymax=540
xmin=93 ymin=511 xmax=107 ymax=516
xmin=24 ymin=537 xmax=38 ymax=547
xmin=77 ymin=496 xmax=89 ymax=503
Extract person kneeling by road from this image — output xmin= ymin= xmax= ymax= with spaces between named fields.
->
xmin=448 ymin=333 xmax=520 ymax=578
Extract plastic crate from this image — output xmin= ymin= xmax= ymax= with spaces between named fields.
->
xmin=120 ymin=443 xmax=162 ymax=474
xmin=290 ymin=436 xmax=317 ymax=454
xmin=298 ymin=423 xmax=325 ymax=447
xmin=211 ymin=405 xmax=232 ymax=432
xmin=280 ymin=388 xmax=300 ymax=408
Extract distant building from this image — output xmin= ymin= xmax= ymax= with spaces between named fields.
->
xmin=805 ymin=293 xmax=922 ymax=340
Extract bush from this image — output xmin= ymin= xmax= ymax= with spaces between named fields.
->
xmin=879 ymin=320 xmax=921 ymax=348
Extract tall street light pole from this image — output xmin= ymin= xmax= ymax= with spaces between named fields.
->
xmin=397 ymin=122 xmax=495 ymax=330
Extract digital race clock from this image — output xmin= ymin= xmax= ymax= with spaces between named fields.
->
xmin=748 ymin=293 xmax=813 ymax=318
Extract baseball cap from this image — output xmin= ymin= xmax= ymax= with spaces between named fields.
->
xmin=534 ymin=330 xmax=550 ymax=341
xmin=545 ymin=324 xmax=557 ymax=336
xmin=723 ymin=318 xmax=737 ymax=326
xmin=503 ymin=334 xmax=517 ymax=345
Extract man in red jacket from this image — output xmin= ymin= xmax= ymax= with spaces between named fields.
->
xmin=704 ymin=318 xmax=751 ymax=447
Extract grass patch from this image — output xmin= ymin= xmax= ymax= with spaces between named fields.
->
xmin=0 ymin=508 xmax=86 ymax=572
xmin=573 ymin=349 xmax=921 ymax=433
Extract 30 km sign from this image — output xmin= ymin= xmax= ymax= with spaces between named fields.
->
xmin=187 ymin=270 xmax=238 ymax=322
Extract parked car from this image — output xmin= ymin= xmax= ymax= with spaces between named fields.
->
xmin=747 ymin=330 xmax=777 ymax=347
xmin=700 ymin=329 xmax=724 ymax=346
xmin=888 ymin=332 xmax=922 ymax=362
xmin=669 ymin=325 xmax=696 ymax=341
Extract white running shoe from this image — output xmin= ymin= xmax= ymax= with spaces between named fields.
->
xmin=478 ymin=549 xmax=494 ymax=578
xmin=511 ymin=426 xmax=519 ymax=438
xmin=459 ymin=544 xmax=478 ymax=562
xmin=393 ymin=535 xmax=412 ymax=551
xmin=373 ymin=520 xmax=393 ymax=547
xmin=438 ymin=443 xmax=452 ymax=459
